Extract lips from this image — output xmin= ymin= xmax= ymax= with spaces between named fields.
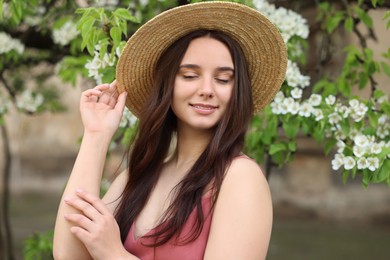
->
xmin=190 ymin=103 xmax=218 ymax=115
xmin=190 ymin=103 xmax=217 ymax=110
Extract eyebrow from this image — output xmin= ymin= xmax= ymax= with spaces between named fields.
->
xmin=179 ymin=64 xmax=234 ymax=73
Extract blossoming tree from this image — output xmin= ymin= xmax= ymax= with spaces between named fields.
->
xmin=0 ymin=0 xmax=389 ymax=258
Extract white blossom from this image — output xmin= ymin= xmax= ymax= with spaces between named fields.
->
xmin=337 ymin=105 xmax=351 ymax=118
xmin=254 ymin=1 xmax=309 ymax=42
xmin=283 ymin=97 xmax=299 ymax=115
xmin=376 ymin=126 xmax=389 ymax=139
xmin=16 ymin=90 xmax=44 ymax=113
xmin=270 ymin=102 xmax=282 ymax=114
xmin=139 ymin=0 xmax=149 ymax=7
xmin=325 ymin=95 xmax=336 ymax=105
xmin=298 ymin=102 xmax=312 ymax=117
xmin=291 ymin=88 xmax=303 ymax=99
xmin=351 ymin=103 xmax=368 ymax=122
xmin=288 ymin=101 xmax=300 ymax=115
xmin=366 ymin=157 xmax=379 ymax=171
xmin=312 ymin=108 xmax=324 ymax=121
xmin=378 ymin=115 xmax=389 ymax=125
xmin=119 ymin=107 xmax=138 ymax=127
xmin=0 ymin=32 xmax=25 ymax=54
xmin=377 ymin=95 xmax=388 ymax=104
xmin=336 ymin=140 xmax=345 ymax=153
xmin=370 ymin=143 xmax=382 ymax=154
xmin=349 ymin=99 xmax=360 ymax=108
xmin=285 ymin=60 xmax=310 ymax=88
xmin=308 ymin=94 xmax=322 ymax=106
xmin=332 ymin=154 xmax=344 ymax=170
xmin=343 ymin=156 xmax=356 ymax=170
xmin=328 ymin=112 xmax=342 ymax=125
xmin=94 ymin=0 xmax=119 ymax=7
xmin=357 ymin=157 xmax=369 ymax=169
xmin=52 ymin=21 xmax=79 ymax=46
xmin=353 ymin=145 xmax=366 ymax=158
xmin=274 ymin=91 xmax=284 ymax=103
xmin=354 ymin=134 xmax=370 ymax=148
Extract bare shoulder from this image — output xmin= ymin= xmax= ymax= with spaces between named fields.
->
xmin=223 ymin=156 xmax=269 ymax=196
xmin=204 ymin=156 xmax=272 ymax=259
xmin=102 ymin=169 xmax=128 ymax=213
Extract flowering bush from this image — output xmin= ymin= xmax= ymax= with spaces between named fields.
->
xmin=0 ymin=0 xmax=389 ymax=185
xmin=0 ymin=0 xmax=389 ymax=258
xmin=245 ymin=0 xmax=390 ymax=187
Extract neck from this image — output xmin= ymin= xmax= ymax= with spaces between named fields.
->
xmin=171 ymin=127 xmax=212 ymax=169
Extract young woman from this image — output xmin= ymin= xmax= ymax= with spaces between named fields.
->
xmin=53 ymin=2 xmax=287 ymax=260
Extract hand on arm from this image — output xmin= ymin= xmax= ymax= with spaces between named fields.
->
xmin=64 ymin=189 xmax=139 ymax=260
xmin=53 ymin=81 xmax=131 ymax=259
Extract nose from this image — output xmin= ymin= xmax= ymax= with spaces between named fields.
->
xmin=198 ymin=76 xmax=214 ymax=98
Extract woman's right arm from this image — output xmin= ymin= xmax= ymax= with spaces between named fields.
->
xmin=53 ymin=82 xmax=127 ymax=259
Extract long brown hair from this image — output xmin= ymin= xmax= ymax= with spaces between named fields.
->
xmin=115 ymin=30 xmax=253 ymax=246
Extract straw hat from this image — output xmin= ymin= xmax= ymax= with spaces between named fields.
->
xmin=116 ymin=1 xmax=287 ymax=117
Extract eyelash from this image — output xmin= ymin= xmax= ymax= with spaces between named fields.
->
xmin=182 ymin=75 xmax=231 ymax=84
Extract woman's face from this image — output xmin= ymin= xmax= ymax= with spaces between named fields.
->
xmin=171 ymin=36 xmax=234 ymax=133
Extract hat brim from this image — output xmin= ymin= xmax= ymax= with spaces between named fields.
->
xmin=116 ymin=1 xmax=287 ymax=118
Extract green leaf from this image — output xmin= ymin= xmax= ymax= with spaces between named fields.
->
xmin=342 ymin=170 xmax=349 ymax=185
xmin=288 ymin=141 xmax=297 ymax=152
xmin=81 ymin=17 xmax=95 ymax=39
xmin=356 ymin=7 xmax=373 ymax=28
xmin=110 ymin=27 xmax=121 ymax=48
xmin=372 ymin=159 xmax=390 ymax=183
xmin=344 ymin=17 xmax=354 ymax=32
xmin=371 ymin=0 xmax=378 ymax=7
xmin=113 ymin=8 xmax=139 ymax=23
xmin=0 ymin=0 xmax=3 ymax=20
xmin=358 ymin=73 xmax=368 ymax=89
xmin=381 ymin=62 xmax=390 ymax=77
xmin=381 ymin=102 xmax=390 ymax=114
xmin=269 ymin=143 xmax=287 ymax=155
xmin=11 ymin=0 xmax=23 ymax=24
xmin=326 ymin=12 xmax=344 ymax=33
xmin=324 ymin=139 xmax=337 ymax=155
xmin=101 ymin=67 xmax=116 ymax=84
xmin=283 ymin=117 xmax=300 ymax=138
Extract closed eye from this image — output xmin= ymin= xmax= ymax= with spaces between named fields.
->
xmin=216 ymin=78 xmax=229 ymax=84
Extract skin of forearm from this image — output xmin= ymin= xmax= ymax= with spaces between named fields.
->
xmin=53 ymin=131 xmax=112 ymax=259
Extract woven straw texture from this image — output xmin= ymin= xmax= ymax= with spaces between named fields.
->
xmin=116 ymin=1 xmax=287 ymax=117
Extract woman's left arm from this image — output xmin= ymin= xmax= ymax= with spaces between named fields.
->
xmin=204 ymin=157 xmax=273 ymax=260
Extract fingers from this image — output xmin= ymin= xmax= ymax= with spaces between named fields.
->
xmin=65 ymin=213 xmax=95 ymax=231
xmin=75 ymin=189 xmax=110 ymax=216
xmin=83 ymin=81 xmax=125 ymax=109
xmin=114 ymin=91 xmax=128 ymax=112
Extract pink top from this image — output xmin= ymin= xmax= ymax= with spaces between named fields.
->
xmin=123 ymin=192 xmax=213 ymax=260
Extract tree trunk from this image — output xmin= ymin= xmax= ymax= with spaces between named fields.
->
xmin=0 ymin=124 xmax=15 ymax=260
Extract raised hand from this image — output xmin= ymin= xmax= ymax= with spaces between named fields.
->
xmin=80 ymin=80 xmax=127 ymax=137
xmin=64 ymin=189 xmax=133 ymax=260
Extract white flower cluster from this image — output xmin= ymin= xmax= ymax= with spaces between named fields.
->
xmin=0 ymin=32 xmax=25 ymax=55
xmin=52 ymin=21 xmax=79 ymax=46
xmin=286 ymin=60 xmax=310 ymax=88
xmin=271 ymin=92 xmax=323 ymax=121
xmin=94 ymin=0 xmax=119 ymax=7
xmin=85 ymin=43 xmax=122 ymax=84
xmin=119 ymin=107 xmax=138 ymax=128
xmin=16 ymin=90 xmax=44 ymax=113
xmin=332 ymin=134 xmax=389 ymax=171
xmin=253 ymin=0 xmax=309 ymax=42
xmin=1 ymin=3 xmax=11 ymax=20
xmin=25 ymin=6 xmax=46 ymax=26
